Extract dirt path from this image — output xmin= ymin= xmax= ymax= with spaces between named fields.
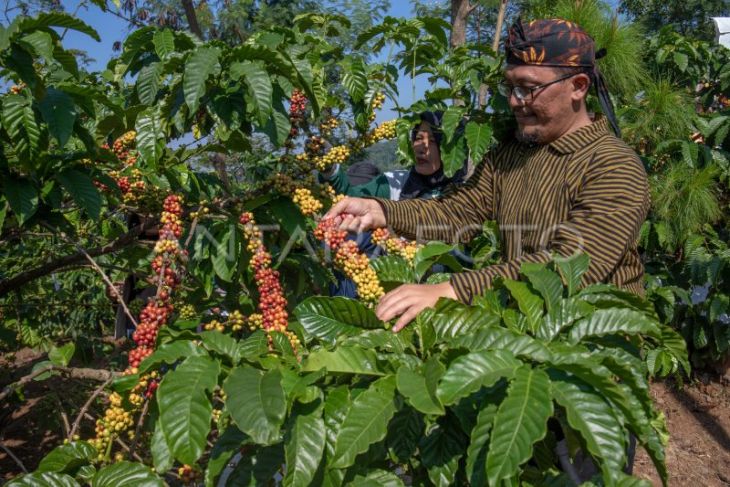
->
xmin=634 ymin=379 xmax=730 ymax=486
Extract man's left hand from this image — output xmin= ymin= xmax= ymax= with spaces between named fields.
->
xmin=376 ymin=282 xmax=458 ymax=332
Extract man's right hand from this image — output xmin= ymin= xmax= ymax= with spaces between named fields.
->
xmin=324 ymin=197 xmax=387 ymax=232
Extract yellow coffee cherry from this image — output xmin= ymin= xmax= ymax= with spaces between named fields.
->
xmin=293 ymin=188 xmax=323 ymax=216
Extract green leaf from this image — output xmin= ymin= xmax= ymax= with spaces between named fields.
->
xmin=465 ymin=121 xmax=492 ymax=164
xmin=91 ymin=462 xmax=163 ymax=487
xmin=302 ymin=346 xmax=384 ymax=375
xmin=19 ymin=31 xmax=54 ymax=63
xmin=386 ymin=407 xmax=425 ymax=463
xmin=48 ymin=343 xmax=75 ymax=367
xmin=294 ymin=297 xmax=381 ymax=346
xmin=554 ymin=253 xmax=590 ymax=296
xmin=521 ymin=263 xmax=563 ymax=314
xmin=227 ymin=443 xmax=284 ymax=486
xmin=437 ymin=349 xmax=520 ymax=405
xmin=135 ymin=106 xmax=166 ymax=166
xmin=233 ymin=61 xmax=273 ymax=127
xmin=56 ymin=169 xmax=101 ymax=220
xmin=2 ymin=94 xmax=40 ymax=162
xmin=413 ymin=241 xmax=461 ymax=280
xmin=396 ymin=118 xmax=416 ymax=165
xmin=486 ymin=366 xmax=553 ymax=485
xmin=538 ymin=296 xmax=592 ymax=342
xmin=549 ymin=371 xmax=627 ymax=483
xmin=342 ymin=57 xmax=368 ymax=103
xmin=238 ymin=330 xmax=270 ymax=359
xmin=420 ymin=419 xmax=465 ymax=487
xmin=283 ymin=407 xmax=326 ymax=487
xmin=420 ymin=299 xmax=501 ymax=342
xmin=152 ymin=29 xmax=175 ymax=59
xmin=568 ymin=308 xmax=661 ymax=344
xmin=6 ymin=472 xmax=80 ymax=487
xmin=347 ymin=469 xmax=405 ymax=487
xmin=4 ymin=176 xmax=38 ymax=225
xmin=330 ymin=375 xmax=397 ymax=469
xmin=466 ymin=403 xmax=499 ymax=487
xmin=18 ymin=13 xmax=100 ymax=41
xmin=37 ymin=441 xmax=96 ymax=473
xmin=184 ymin=46 xmax=221 ymax=114
xmin=502 ymin=279 xmax=544 ymax=333
xmin=136 ymin=62 xmax=161 ymax=105
xmin=200 ymin=330 xmax=240 ymax=362
xmin=150 ymin=419 xmax=173 ymax=474
xmin=370 ymin=255 xmax=416 ymax=284
xmin=205 ymin=426 xmax=247 ymax=487
xmin=224 ymin=366 xmax=286 ymax=445
xmin=157 ymin=355 xmax=220 ymax=464
xmin=673 ymin=51 xmax=689 ymax=72
xmin=262 ymin=104 xmax=292 ymax=146
xmin=451 ymin=327 xmax=552 ymax=362
xmin=396 ymin=360 xmax=444 ymax=415
xmin=441 ymin=106 xmax=465 ymax=143
xmin=39 ymin=88 xmax=76 ymax=147
xmin=440 ymin=134 xmax=468 ymax=178
xmin=138 ymin=340 xmax=205 ymax=374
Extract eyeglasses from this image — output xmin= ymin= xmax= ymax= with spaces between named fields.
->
xmin=497 ymin=72 xmax=579 ymax=102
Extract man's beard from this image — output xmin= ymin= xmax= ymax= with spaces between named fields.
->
xmin=515 ymin=127 xmax=543 ymax=145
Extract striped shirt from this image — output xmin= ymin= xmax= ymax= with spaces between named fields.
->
xmin=377 ymin=117 xmax=651 ymax=303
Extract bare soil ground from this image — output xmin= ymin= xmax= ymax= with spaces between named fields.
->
xmin=634 ymin=377 xmax=730 ymax=486
xmin=1 ymin=348 xmax=729 ymax=485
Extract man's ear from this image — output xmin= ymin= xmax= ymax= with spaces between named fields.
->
xmin=571 ymin=73 xmax=591 ymax=100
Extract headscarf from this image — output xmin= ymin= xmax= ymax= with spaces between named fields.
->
xmin=505 ymin=18 xmax=620 ymax=137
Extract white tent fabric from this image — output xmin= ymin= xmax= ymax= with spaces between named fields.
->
xmin=712 ymin=17 xmax=730 ymax=48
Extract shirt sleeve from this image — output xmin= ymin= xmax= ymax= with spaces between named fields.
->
xmin=449 ymin=148 xmax=650 ymax=303
xmin=321 ymin=165 xmax=391 ymax=198
xmin=374 ymin=154 xmax=496 ymax=242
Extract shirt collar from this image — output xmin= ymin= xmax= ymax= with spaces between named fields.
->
xmin=548 ymin=115 xmax=611 ymax=155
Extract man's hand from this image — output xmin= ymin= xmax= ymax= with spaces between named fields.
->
xmin=323 ymin=197 xmax=386 ymax=233
xmin=376 ymin=281 xmax=458 ymax=332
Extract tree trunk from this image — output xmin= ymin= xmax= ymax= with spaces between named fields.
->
xmin=450 ymin=0 xmax=471 ymax=49
xmin=181 ymin=0 xmax=203 ymax=39
xmin=478 ymin=0 xmax=509 ymax=108
xmin=491 ymin=0 xmax=508 ymax=53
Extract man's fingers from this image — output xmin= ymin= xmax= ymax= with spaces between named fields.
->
xmin=324 ymin=197 xmax=354 ymax=220
xmin=392 ymin=306 xmax=421 ymax=332
xmin=376 ymin=285 xmax=410 ymax=316
xmin=377 ymin=294 xmax=418 ymax=323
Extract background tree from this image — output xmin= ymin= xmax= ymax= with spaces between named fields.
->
xmin=619 ymin=0 xmax=730 ymax=41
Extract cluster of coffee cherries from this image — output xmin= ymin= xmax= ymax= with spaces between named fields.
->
xmin=178 ymin=464 xmax=199 ymax=484
xmin=369 ymin=92 xmax=386 ymax=122
xmin=293 ymin=188 xmax=323 ymax=216
xmin=371 ymin=92 xmax=386 ymax=110
xmin=203 ymin=310 xmax=245 ymax=333
xmin=8 ymin=83 xmax=26 ymax=95
xmin=239 ymin=212 xmax=299 ymax=351
xmin=127 ymin=194 xmax=186 ymax=373
xmin=288 ymin=89 xmax=308 ymax=137
xmin=111 ymin=131 xmax=138 ymax=165
xmin=269 ymin=172 xmax=297 ymax=194
xmin=313 ymin=144 xmax=351 ymax=171
xmin=372 ymin=228 xmax=420 ymax=263
xmin=314 ymin=217 xmax=384 ymax=305
xmin=89 ymin=197 xmax=187 ymax=462
xmin=89 ymin=391 xmax=134 ymax=460
xmin=319 ymin=116 xmax=339 ymax=134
